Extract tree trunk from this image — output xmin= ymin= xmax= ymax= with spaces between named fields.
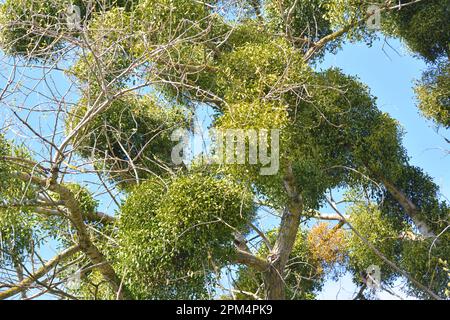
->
xmin=382 ymin=178 xmax=435 ymax=237
xmin=263 ymin=268 xmax=285 ymax=300
xmin=262 ymin=164 xmax=303 ymax=300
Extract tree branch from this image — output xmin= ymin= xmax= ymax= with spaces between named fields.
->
xmin=303 ymin=0 xmax=425 ymax=61
xmin=381 ymin=178 xmax=436 ymax=237
xmin=0 ymin=245 xmax=80 ymax=300
xmin=233 ymin=249 xmax=270 ymax=273
xmin=12 ymin=171 xmax=130 ymax=299
xmin=326 ymin=197 xmax=442 ymax=300
xmin=272 ymin=164 xmax=303 ymax=270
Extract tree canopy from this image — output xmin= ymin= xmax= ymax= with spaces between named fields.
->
xmin=0 ymin=0 xmax=448 ymax=300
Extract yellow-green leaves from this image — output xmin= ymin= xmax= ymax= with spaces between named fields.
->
xmin=0 ymin=0 xmax=66 ymax=58
xmin=67 ymin=94 xmax=190 ymax=188
xmin=0 ymin=135 xmax=39 ymax=265
xmin=64 ymin=183 xmax=99 ymax=216
xmin=0 ymin=0 xmax=141 ymax=59
xmin=266 ymin=0 xmax=333 ymax=47
xmin=135 ymin=0 xmax=212 ymax=43
xmin=216 ymin=39 xmax=308 ymax=103
xmin=347 ymin=203 xmax=399 ymax=284
xmin=401 ymin=235 xmax=450 ymax=298
xmin=382 ymin=0 xmax=450 ymax=63
xmin=415 ymin=61 xmax=450 ymax=128
xmin=118 ymin=172 xmax=255 ymax=299
xmin=217 ymin=101 xmax=289 ymax=131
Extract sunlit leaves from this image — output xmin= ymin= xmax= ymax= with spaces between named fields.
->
xmin=401 ymin=235 xmax=450 ymax=299
xmin=265 ymin=0 xmax=333 ymax=49
xmin=415 ymin=61 xmax=450 ymax=128
xmin=0 ymin=0 xmax=448 ymax=300
xmin=0 ymin=0 xmax=134 ymax=59
xmin=346 ymin=203 xmax=400 ymax=285
xmin=382 ymin=0 xmax=450 ymax=63
xmin=216 ymin=38 xmax=309 ymax=103
xmin=0 ymin=0 xmax=68 ymax=58
xmin=379 ymin=165 xmax=450 ymax=235
xmin=67 ymin=94 xmax=190 ymax=188
xmin=117 ymin=172 xmax=255 ymax=299
xmin=0 ymin=136 xmax=38 ymax=265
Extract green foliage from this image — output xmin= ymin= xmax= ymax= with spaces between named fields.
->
xmin=322 ymin=0 xmax=378 ymax=45
xmin=0 ymin=0 xmax=140 ymax=59
xmin=346 ymin=203 xmax=400 ymax=285
xmin=134 ymin=0 xmax=212 ymax=43
xmin=415 ymin=61 xmax=450 ymax=128
xmin=1 ymin=0 xmax=449 ymax=300
xmin=67 ymin=94 xmax=190 ymax=188
xmin=213 ymin=61 xmax=404 ymax=209
xmin=150 ymin=40 xmax=220 ymax=102
xmin=287 ymin=69 xmax=406 ymax=207
xmin=216 ymin=38 xmax=309 ymax=103
xmin=378 ymin=0 xmax=450 ymax=131
xmin=0 ymin=136 xmax=39 ymax=265
xmin=0 ymin=0 xmax=67 ymax=58
xmin=210 ymin=67 xmax=408 ymax=210
xmin=379 ymin=165 xmax=450 ymax=234
xmin=117 ymin=172 xmax=255 ymax=299
xmin=216 ymin=101 xmax=289 ymax=131
xmin=382 ymin=0 xmax=450 ymax=63
xmin=265 ymin=0 xmax=378 ymax=54
xmin=0 ymin=206 xmax=35 ymax=266
xmin=224 ymin=19 xmax=272 ymax=49
xmin=64 ymin=183 xmax=99 ymax=215
xmin=296 ymin=68 xmax=406 ymax=179
xmin=155 ymin=18 xmax=287 ymax=102
xmin=68 ymin=7 xmax=139 ymax=85
xmin=400 ymin=235 xmax=450 ymax=299
xmin=0 ymin=137 xmax=92 ymax=267
xmin=265 ymin=0 xmax=333 ymax=49
xmin=214 ymin=99 xmax=291 ymax=207
xmin=438 ymin=259 xmax=450 ymax=298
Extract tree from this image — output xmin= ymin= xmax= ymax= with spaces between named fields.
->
xmin=0 ymin=0 xmax=448 ymax=300
xmin=380 ymin=0 xmax=450 ymax=134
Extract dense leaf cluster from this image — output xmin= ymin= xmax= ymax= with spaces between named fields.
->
xmin=117 ymin=172 xmax=255 ymax=299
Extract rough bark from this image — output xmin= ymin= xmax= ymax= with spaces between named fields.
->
xmin=234 ymin=249 xmax=270 ymax=273
xmin=263 ymin=268 xmax=285 ymax=300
